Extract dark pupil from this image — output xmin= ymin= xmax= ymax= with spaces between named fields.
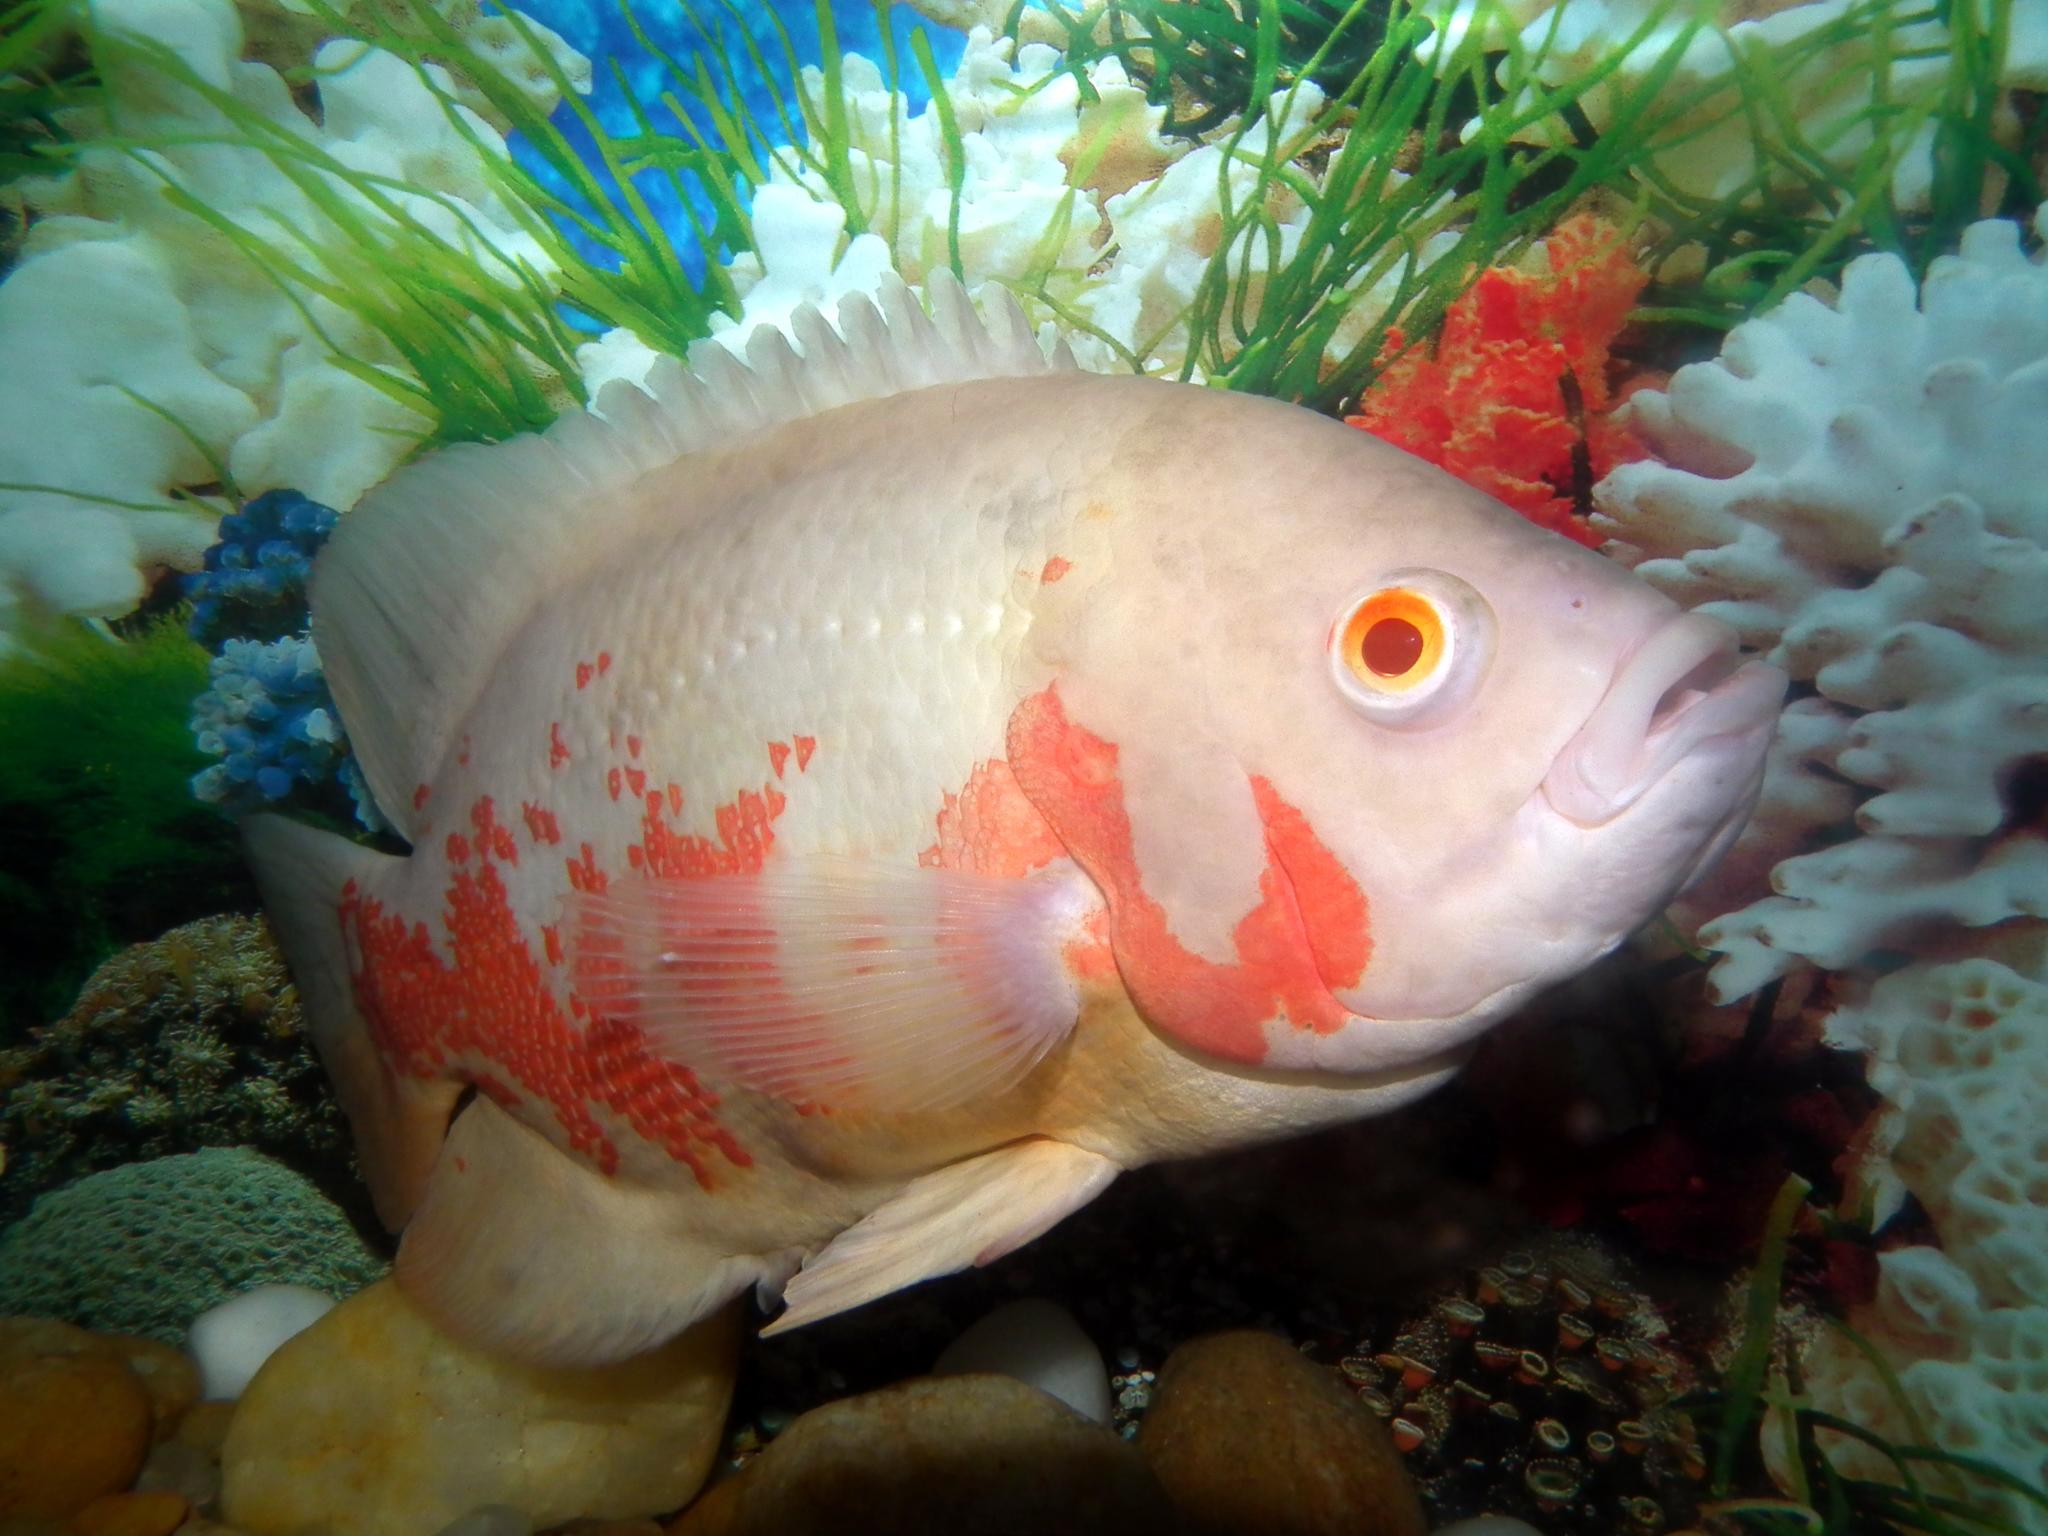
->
xmin=1362 ymin=617 xmax=1425 ymax=677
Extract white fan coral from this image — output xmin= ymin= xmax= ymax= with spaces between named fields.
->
xmin=0 ymin=0 xmax=584 ymax=647
xmin=1592 ymin=207 xmax=2048 ymax=1000
xmin=1770 ymin=960 xmax=2048 ymax=1533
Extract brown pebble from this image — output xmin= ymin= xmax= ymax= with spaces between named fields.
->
xmin=168 ymin=1404 xmax=234 ymax=1463
xmin=1139 ymin=1330 xmax=1428 ymax=1536
xmin=0 ymin=1319 xmax=154 ymax=1520
xmin=67 ymin=1490 xmax=191 ymax=1536
xmin=669 ymin=1374 xmax=1173 ymax=1536
xmin=96 ymin=1338 xmax=201 ymax=1442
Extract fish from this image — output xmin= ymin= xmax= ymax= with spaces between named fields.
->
xmin=246 ymin=274 xmax=1786 ymax=1367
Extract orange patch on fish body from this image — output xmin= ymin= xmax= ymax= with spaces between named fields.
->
xmin=339 ymin=819 xmax=749 ymax=1188
xmin=1009 ymin=687 xmax=1366 ymax=1065
xmin=920 ymin=758 xmax=1066 ymax=878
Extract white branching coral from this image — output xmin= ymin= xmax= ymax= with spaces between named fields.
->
xmin=1773 ymin=960 xmax=2048 ymax=1533
xmin=0 ymin=0 xmax=584 ymax=646
xmin=1593 ymin=207 xmax=2048 ymax=1000
xmin=1412 ymin=0 xmax=2023 ymax=211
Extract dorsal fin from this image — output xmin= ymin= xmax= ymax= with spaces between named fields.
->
xmin=312 ymin=273 xmax=1076 ymax=839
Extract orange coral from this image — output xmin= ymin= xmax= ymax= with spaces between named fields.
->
xmin=1345 ymin=216 xmax=1658 ymax=547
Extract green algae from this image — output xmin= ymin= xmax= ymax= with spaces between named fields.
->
xmin=0 ymin=620 xmax=249 ymax=1032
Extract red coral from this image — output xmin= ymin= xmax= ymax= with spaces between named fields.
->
xmin=1345 ymin=216 xmax=1658 ymax=547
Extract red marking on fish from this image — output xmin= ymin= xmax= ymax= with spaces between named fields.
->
xmin=457 ymin=735 xmax=471 ymax=768
xmin=542 ymin=924 xmax=563 ymax=966
xmin=598 ymin=651 xmax=612 ymax=676
xmin=340 ymin=812 xmax=747 ymax=1185
xmin=566 ymin=842 xmax=608 ymax=895
xmin=769 ymin=741 xmax=791 ymax=779
xmin=521 ymin=801 xmax=562 ymax=846
xmin=446 ymin=832 xmax=471 ymax=864
xmin=794 ymin=735 xmax=817 ymax=771
xmin=549 ymin=722 xmax=571 ymax=769
xmin=667 ymin=783 xmax=684 ymax=815
xmin=413 ymin=783 xmax=431 ymax=811
xmin=920 ymin=758 xmax=1065 ymax=878
xmin=1255 ymin=778 xmax=1372 ymax=990
xmin=1040 ymin=555 xmax=1072 ymax=584
xmin=1008 ymin=687 xmax=1368 ymax=1065
xmin=575 ymin=662 xmax=594 ymax=690
xmin=627 ymin=735 xmax=643 ymax=758
xmin=636 ymin=781 xmax=788 ymax=879
xmin=607 ymin=766 xmax=624 ymax=802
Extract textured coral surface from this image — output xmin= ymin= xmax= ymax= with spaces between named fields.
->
xmin=1348 ymin=215 xmax=1655 ymax=547
xmin=1595 ymin=208 xmax=2048 ymax=998
xmin=0 ymin=915 xmax=354 ymax=1227
xmin=0 ymin=1146 xmax=385 ymax=1341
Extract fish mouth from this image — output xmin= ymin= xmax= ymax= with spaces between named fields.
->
xmin=1541 ymin=613 xmax=1787 ymax=828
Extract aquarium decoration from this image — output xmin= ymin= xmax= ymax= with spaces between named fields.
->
xmin=183 ymin=490 xmax=383 ymax=828
xmin=1595 ymin=199 xmax=2048 ymax=1531
xmin=1345 ymin=211 xmax=1657 ymax=547
xmin=0 ymin=618 xmax=249 ymax=1028
xmin=1 ymin=0 xmax=2044 ymax=1531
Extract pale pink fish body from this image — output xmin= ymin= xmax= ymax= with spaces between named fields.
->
xmin=248 ymin=277 xmax=1784 ymax=1366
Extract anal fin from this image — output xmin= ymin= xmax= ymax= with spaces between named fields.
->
xmin=396 ymin=1096 xmax=774 ymax=1368
xmin=764 ymin=1138 xmax=1120 ymax=1336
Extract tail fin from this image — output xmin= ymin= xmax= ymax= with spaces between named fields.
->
xmin=243 ymin=815 xmax=463 ymax=1230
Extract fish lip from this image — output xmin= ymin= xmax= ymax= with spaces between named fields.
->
xmin=1541 ymin=613 xmax=1787 ymax=828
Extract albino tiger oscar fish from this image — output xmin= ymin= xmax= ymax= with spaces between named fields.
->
xmin=248 ymin=275 xmax=1785 ymax=1367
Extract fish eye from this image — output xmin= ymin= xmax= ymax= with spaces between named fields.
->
xmin=1329 ymin=572 xmax=1494 ymax=726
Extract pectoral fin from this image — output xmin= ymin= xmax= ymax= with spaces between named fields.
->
xmin=763 ymin=1138 xmax=1121 ymax=1335
xmin=564 ymin=859 xmax=1092 ymax=1117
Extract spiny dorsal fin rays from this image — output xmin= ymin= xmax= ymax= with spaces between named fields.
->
xmin=313 ymin=271 xmax=1074 ymax=841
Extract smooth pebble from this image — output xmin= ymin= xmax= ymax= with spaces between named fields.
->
xmin=187 ymin=1283 xmax=336 ymax=1401
xmin=933 ymin=1297 xmax=1112 ymax=1424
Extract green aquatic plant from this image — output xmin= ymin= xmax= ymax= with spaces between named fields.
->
xmin=0 ymin=620 xmax=251 ymax=1033
xmin=0 ymin=0 xmax=96 ymax=261
xmin=1681 ymin=1175 xmax=2048 ymax=1536
xmin=998 ymin=0 xmax=2035 ymax=406
xmin=1019 ymin=0 xmax=1398 ymax=134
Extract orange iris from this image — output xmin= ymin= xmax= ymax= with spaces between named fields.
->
xmin=1339 ymin=588 xmax=1445 ymax=692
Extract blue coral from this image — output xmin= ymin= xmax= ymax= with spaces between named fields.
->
xmin=184 ymin=489 xmax=338 ymax=648
xmin=185 ymin=493 xmax=384 ymax=830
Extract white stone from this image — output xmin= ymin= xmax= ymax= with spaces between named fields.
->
xmin=934 ymin=1297 xmax=1111 ymax=1424
xmin=187 ymin=1282 xmax=336 ymax=1401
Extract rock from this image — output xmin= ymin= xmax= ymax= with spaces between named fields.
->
xmin=669 ymin=1373 xmax=1177 ymax=1536
xmin=933 ymin=1298 xmax=1111 ymax=1423
xmin=1138 ymin=1330 xmax=1428 ymax=1536
xmin=221 ymin=1280 xmax=739 ymax=1536
xmin=69 ymin=1490 xmax=193 ymax=1536
xmin=99 ymin=1333 xmax=202 ymax=1440
xmin=188 ymin=1283 xmax=337 ymax=1400
xmin=0 ymin=1318 xmax=154 ymax=1519
xmin=433 ymin=1508 xmax=534 ymax=1536
xmin=1432 ymin=1521 xmax=1548 ymax=1536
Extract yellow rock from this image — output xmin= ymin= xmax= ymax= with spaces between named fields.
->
xmin=0 ymin=1319 xmax=154 ymax=1520
xmin=221 ymin=1281 xmax=739 ymax=1536
xmin=97 ymin=1336 xmax=201 ymax=1443
xmin=67 ymin=1490 xmax=191 ymax=1536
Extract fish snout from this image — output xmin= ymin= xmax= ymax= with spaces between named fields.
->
xmin=1541 ymin=613 xmax=1787 ymax=828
